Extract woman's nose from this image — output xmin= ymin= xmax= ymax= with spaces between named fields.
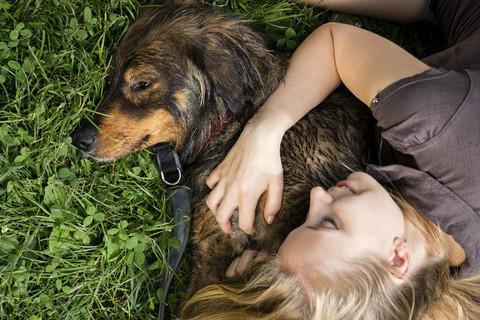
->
xmin=310 ymin=186 xmax=334 ymax=204
xmin=305 ymin=187 xmax=334 ymax=223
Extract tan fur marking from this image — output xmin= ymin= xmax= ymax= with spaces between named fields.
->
xmin=123 ymin=65 xmax=158 ymax=84
xmin=90 ymin=107 xmax=185 ymax=161
xmin=122 ymin=65 xmax=163 ymax=103
xmin=173 ymin=88 xmax=191 ymax=113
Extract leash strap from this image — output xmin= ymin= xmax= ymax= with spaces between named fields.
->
xmin=154 ymin=143 xmax=191 ymax=320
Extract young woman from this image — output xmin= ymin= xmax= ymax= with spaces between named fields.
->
xmin=181 ymin=0 xmax=480 ymax=318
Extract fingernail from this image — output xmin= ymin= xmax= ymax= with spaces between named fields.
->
xmin=267 ymin=216 xmax=274 ymax=224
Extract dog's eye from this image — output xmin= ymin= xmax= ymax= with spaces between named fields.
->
xmin=132 ymin=81 xmax=152 ymax=91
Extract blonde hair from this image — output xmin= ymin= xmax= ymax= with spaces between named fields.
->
xmin=180 ymin=256 xmax=313 ymax=319
xmin=180 ymin=191 xmax=480 ymax=319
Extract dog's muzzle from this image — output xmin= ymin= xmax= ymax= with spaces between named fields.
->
xmin=72 ymin=119 xmax=98 ymax=152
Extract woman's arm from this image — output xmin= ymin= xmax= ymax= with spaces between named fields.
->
xmin=295 ymin=0 xmax=430 ymax=23
xmin=206 ymin=22 xmax=430 ymax=235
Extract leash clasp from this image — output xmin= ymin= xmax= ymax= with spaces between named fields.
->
xmin=160 ymin=168 xmax=182 ymax=186
xmin=154 ymin=143 xmax=183 ymax=186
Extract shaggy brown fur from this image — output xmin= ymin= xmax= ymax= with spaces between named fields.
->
xmin=72 ymin=0 xmax=375 ymax=306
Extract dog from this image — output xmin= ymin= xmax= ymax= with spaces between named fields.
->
xmin=72 ymin=0 xmax=375 ymax=306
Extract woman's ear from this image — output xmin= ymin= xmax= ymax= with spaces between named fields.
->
xmin=387 ymin=237 xmax=410 ymax=284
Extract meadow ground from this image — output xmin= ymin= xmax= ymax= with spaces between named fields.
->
xmin=0 ymin=0 xmax=442 ymax=319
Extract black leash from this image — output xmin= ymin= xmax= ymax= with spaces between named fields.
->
xmin=154 ymin=143 xmax=191 ymax=320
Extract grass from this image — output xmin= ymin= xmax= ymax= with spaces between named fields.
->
xmin=0 ymin=0 xmax=440 ymax=319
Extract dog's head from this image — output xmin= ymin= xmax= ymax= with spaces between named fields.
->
xmin=72 ymin=0 xmax=275 ymax=161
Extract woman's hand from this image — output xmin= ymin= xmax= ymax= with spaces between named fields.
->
xmin=206 ymin=116 xmax=285 ymax=235
xmin=208 ymin=22 xmax=430 ymax=234
xmin=226 ymin=249 xmax=267 ymax=277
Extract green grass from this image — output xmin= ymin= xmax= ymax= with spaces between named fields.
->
xmin=0 ymin=0 xmax=440 ymax=319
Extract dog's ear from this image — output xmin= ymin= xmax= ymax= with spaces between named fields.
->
xmin=188 ymin=24 xmax=268 ymax=117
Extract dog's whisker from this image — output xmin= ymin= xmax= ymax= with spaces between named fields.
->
xmin=339 ymin=161 xmax=356 ymax=173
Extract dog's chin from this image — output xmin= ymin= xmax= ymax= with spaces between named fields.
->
xmin=79 ymin=149 xmax=126 ymax=163
xmin=79 ymin=138 xmax=154 ymax=162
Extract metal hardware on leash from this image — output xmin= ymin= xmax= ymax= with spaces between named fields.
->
xmin=155 ymin=143 xmax=183 ymax=186
xmin=161 ymin=168 xmax=182 ymax=186
xmin=154 ymin=143 xmax=191 ymax=320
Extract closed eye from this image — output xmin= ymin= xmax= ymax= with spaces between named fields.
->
xmin=319 ymin=217 xmax=339 ymax=229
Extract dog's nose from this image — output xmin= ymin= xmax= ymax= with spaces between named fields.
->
xmin=73 ymin=131 xmax=97 ymax=152
xmin=72 ymin=120 xmax=98 ymax=152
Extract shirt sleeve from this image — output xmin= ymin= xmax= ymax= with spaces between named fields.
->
xmin=370 ymin=67 xmax=480 ymax=212
xmin=370 ymin=68 xmax=469 ymax=153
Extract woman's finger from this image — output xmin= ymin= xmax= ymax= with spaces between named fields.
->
xmin=225 ymin=257 xmax=241 ymax=278
xmin=235 ymin=250 xmax=258 ymax=273
xmin=263 ymin=175 xmax=284 ymax=224
xmin=205 ymin=181 xmax=225 ymax=215
xmin=206 ymin=163 xmax=222 ymax=189
xmin=215 ymin=194 xmax=238 ymax=234
xmin=238 ymin=194 xmax=260 ymax=235
xmin=225 ymin=250 xmax=258 ymax=277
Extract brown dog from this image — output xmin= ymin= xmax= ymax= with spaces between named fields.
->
xmin=72 ymin=0 xmax=375 ymax=302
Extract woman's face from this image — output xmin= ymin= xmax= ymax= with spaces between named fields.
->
xmin=278 ymin=172 xmax=405 ymax=275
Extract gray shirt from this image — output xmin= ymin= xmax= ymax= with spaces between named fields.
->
xmin=365 ymin=0 xmax=480 ymax=278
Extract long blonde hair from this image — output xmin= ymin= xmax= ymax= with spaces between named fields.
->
xmin=180 ymin=256 xmax=313 ymax=319
xmin=180 ymin=191 xmax=480 ymax=319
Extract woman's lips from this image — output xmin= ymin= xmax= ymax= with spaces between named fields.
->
xmin=335 ymin=180 xmax=356 ymax=193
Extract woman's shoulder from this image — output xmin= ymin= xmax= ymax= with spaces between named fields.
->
xmin=371 ymin=67 xmax=471 ymax=150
